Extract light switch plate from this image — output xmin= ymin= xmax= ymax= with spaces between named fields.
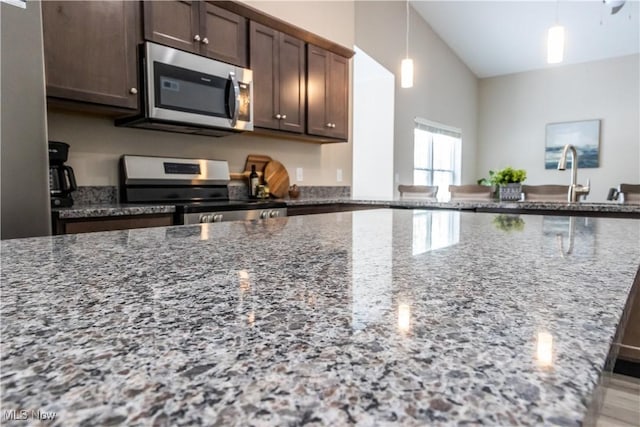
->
xmin=296 ymin=167 xmax=303 ymax=182
xmin=336 ymin=169 xmax=343 ymax=182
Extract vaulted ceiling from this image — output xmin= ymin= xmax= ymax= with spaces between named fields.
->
xmin=411 ymin=1 xmax=640 ymax=78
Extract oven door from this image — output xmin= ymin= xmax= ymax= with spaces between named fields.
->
xmin=145 ymin=42 xmax=252 ymax=131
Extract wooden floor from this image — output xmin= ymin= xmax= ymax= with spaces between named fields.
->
xmin=595 ymin=374 xmax=640 ymax=427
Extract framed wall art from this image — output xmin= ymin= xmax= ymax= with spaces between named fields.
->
xmin=545 ymin=119 xmax=601 ymax=169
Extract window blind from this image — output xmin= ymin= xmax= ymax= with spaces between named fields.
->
xmin=414 ymin=117 xmax=462 ymax=139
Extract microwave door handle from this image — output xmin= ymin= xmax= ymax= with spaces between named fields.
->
xmin=228 ymin=72 xmax=240 ymax=127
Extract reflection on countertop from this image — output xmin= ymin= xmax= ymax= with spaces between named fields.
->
xmin=2 ymin=209 xmax=639 ymax=425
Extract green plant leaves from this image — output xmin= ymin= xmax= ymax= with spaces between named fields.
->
xmin=490 ymin=167 xmax=526 ymax=185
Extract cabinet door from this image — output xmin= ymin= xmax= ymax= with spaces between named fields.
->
xmin=278 ymin=34 xmax=305 ymax=133
xmin=42 ymin=1 xmax=140 ymax=110
xmin=327 ymin=53 xmax=349 ymax=140
xmin=55 ymin=214 xmax=174 ymax=235
xmin=306 ymin=44 xmax=331 ymax=137
xmin=306 ymin=44 xmax=349 ymax=140
xmin=143 ymin=0 xmax=200 ymax=54
xmin=250 ymin=21 xmax=280 ymax=130
xmin=200 ymin=2 xmax=248 ymax=67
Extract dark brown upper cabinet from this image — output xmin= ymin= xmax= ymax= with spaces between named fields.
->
xmin=250 ymin=21 xmax=305 ymax=134
xmin=306 ymin=44 xmax=349 ymax=141
xmin=42 ymin=1 xmax=140 ymax=111
xmin=143 ymin=1 xmax=248 ymax=67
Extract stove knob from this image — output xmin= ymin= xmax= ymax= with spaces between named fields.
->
xmin=213 ymin=214 xmax=223 ymax=223
xmin=269 ymin=210 xmax=279 ymax=218
xmin=260 ymin=211 xmax=268 ymax=219
xmin=199 ymin=214 xmax=211 ymax=223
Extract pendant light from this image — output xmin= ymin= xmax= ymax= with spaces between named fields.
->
xmin=401 ymin=0 xmax=414 ymax=88
xmin=547 ymin=0 xmax=565 ymax=64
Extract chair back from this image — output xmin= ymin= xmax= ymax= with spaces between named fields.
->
xmin=398 ymin=185 xmax=438 ymax=200
xmin=619 ymin=184 xmax=640 ymax=204
xmin=448 ymin=185 xmax=493 ymax=201
xmin=522 ymin=185 xmax=569 ymax=202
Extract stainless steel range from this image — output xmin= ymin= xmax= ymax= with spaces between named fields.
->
xmin=120 ymin=155 xmax=286 ymax=224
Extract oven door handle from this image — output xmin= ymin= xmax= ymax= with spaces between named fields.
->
xmin=228 ymin=72 xmax=240 ymax=128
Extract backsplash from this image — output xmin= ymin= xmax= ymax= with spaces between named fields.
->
xmin=72 ymin=185 xmax=351 ymax=205
xmin=73 ymin=186 xmax=118 ymax=205
xmin=228 ymin=184 xmax=350 ymax=200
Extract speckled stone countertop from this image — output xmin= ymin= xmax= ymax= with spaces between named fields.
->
xmin=2 ymin=210 xmax=639 ymax=426
xmin=287 ymin=197 xmax=640 ymax=214
xmin=54 ymin=198 xmax=640 ymax=220
xmin=53 ymin=204 xmax=175 ymax=219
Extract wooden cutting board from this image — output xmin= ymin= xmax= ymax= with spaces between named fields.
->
xmin=263 ymin=160 xmax=290 ymax=198
xmin=243 ymin=154 xmax=272 ymax=174
xmin=230 ymin=154 xmax=272 ymax=181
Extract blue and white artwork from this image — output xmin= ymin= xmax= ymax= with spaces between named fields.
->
xmin=545 ymin=120 xmax=600 ymax=169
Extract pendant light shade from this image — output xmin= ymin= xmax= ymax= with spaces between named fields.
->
xmin=401 ymin=0 xmax=414 ymax=88
xmin=401 ymin=58 xmax=414 ymax=88
xmin=547 ymin=25 xmax=565 ymax=64
xmin=547 ymin=0 xmax=564 ymax=64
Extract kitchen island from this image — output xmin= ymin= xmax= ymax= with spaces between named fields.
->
xmin=53 ymin=198 xmax=640 ymax=220
xmin=2 ymin=209 xmax=639 ymax=426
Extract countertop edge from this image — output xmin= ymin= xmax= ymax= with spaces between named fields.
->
xmin=52 ymin=199 xmax=640 ymax=219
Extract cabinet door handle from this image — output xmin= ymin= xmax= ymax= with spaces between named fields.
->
xmin=202 ymin=37 xmax=209 ymax=45
xmin=275 ymin=114 xmax=282 ymax=119
xmin=194 ymin=34 xmax=201 ymax=42
xmin=326 ymin=123 xmax=332 ymax=128
xmin=281 ymin=114 xmax=287 ymax=120
xmin=129 ymin=88 xmax=138 ymax=95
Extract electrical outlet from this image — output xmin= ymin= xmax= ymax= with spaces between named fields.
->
xmin=336 ymin=169 xmax=343 ymax=182
xmin=296 ymin=168 xmax=303 ymax=182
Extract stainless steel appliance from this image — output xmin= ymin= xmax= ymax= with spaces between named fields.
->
xmin=120 ymin=155 xmax=286 ymax=224
xmin=48 ymin=141 xmax=77 ymax=208
xmin=116 ymin=42 xmax=253 ymax=136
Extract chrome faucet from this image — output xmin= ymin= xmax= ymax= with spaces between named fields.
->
xmin=557 ymin=144 xmax=590 ymax=202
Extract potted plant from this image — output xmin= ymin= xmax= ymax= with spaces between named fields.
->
xmin=490 ymin=167 xmax=527 ymax=201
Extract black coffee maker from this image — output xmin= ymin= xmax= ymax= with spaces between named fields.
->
xmin=48 ymin=141 xmax=77 ymax=207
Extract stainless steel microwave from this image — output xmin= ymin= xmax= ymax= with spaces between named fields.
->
xmin=117 ymin=42 xmax=253 ymax=136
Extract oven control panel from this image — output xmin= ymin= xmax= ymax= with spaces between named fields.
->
xmin=182 ymin=208 xmax=287 ymax=225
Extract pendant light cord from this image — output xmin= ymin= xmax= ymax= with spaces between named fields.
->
xmin=555 ymin=0 xmax=560 ymax=24
xmin=406 ymin=0 xmax=410 ymax=59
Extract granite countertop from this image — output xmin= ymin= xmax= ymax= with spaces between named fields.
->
xmin=54 ymin=198 xmax=640 ymax=219
xmin=287 ymin=197 xmax=640 ymax=213
xmin=2 ymin=209 xmax=639 ymax=426
xmin=53 ymin=204 xmax=176 ymax=219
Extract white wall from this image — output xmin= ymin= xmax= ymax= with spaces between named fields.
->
xmin=352 ymin=46 xmax=394 ymax=200
xmin=47 ymin=1 xmax=355 ymax=188
xmin=354 ymin=1 xmax=478 ymax=195
xmin=478 ymin=54 xmax=640 ymax=202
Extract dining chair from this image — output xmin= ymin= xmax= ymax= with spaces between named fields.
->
xmin=522 ymin=185 xmax=569 ymax=202
xmin=448 ymin=185 xmax=493 ymax=201
xmin=619 ymin=184 xmax=640 ymax=204
xmin=398 ymin=185 xmax=438 ymax=200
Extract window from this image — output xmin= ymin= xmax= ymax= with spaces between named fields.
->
xmin=413 ymin=118 xmax=462 ymax=201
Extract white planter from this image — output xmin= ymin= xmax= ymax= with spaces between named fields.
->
xmin=499 ymin=183 xmax=522 ymax=202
